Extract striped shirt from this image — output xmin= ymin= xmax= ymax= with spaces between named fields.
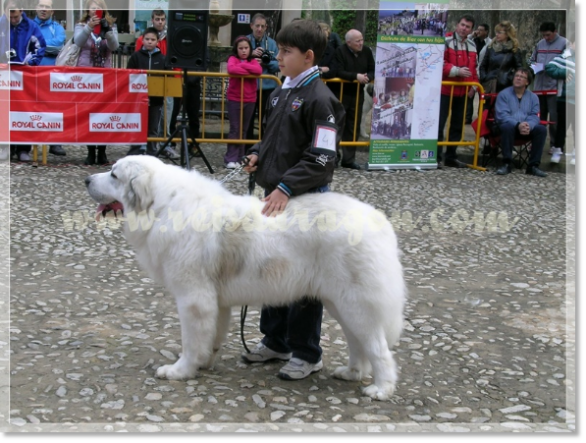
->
xmin=530 ymin=34 xmax=568 ymax=90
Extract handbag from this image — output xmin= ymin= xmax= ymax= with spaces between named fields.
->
xmin=55 ymin=38 xmax=81 ymax=67
xmin=497 ymin=67 xmax=515 ymax=89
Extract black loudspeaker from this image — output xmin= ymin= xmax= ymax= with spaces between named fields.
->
xmin=166 ymin=10 xmax=208 ymax=70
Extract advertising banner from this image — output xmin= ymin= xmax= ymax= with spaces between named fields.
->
xmin=1 ymin=65 xmax=149 ymax=145
xmin=368 ymin=0 xmax=449 ymax=170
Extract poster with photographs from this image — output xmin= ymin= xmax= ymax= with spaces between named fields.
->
xmin=368 ymin=1 xmax=449 ymax=170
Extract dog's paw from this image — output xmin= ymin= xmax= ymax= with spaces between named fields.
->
xmin=362 ymin=383 xmax=395 ymax=401
xmin=155 ymin=362 xmax=198 ymax=380
xmin=332 ymin=366 xmax=363 ymax=381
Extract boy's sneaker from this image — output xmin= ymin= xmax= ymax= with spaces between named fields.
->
xmin=551 ymin=147 xmax=563 ymax=163
xmin=241 ymin=343 xmax=292 ymax=363
xmin=19 ymin=151 xmax=31 ymax=162
xmin=163 ymin=146 xmax=180 ymax=159
xmin=225 ymin=162 xmax=239 ymax=169
xmin=278 ymin=358 xmax=323 ymax=380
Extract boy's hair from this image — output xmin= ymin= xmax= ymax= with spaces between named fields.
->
xmin=152 ymin=8 xmax=165 ymax=19
xmin=143 ymin=27 xmax=159 ymax=39
xmin=539 ymin=22 xmax=556 ymax=33
xmin=479 ymin=23 xmax=489 ymax=33
xmin=276 ymin=19 xmax=327 ymax=65
xmin=230 ymin=36 xmax=253 ymax=61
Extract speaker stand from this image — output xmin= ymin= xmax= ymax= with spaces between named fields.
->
xmin=155 ymin=69 xmax=214 ymax=173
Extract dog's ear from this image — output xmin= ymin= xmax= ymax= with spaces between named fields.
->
xmin=124 ymin=168 xmax=154 ymax=214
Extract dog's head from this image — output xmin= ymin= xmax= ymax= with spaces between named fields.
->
xmin=85 ymin=155 xmax=163 ymax=217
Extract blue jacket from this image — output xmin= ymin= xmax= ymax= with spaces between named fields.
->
xmin=34 ymin=16 xmax=66 ymax=66
xmin=0 ymin=14 xmax=9 ymax=63
xmin=8 ymin=12 xmax=46 ymax=66
xmin=247 ymin=33 xmax=280 ymax=90
xmin=495 ymin=86 xmax=541 ymax=130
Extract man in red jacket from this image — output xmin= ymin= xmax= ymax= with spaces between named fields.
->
xmin=437 ymin=14 xmax=478 ymax=168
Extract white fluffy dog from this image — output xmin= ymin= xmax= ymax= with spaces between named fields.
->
xmin=85 ymin=156 xmax=406 ymax=400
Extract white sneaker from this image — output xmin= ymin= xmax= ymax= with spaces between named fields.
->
xmin=225 ymin=162 xmax=239 ymax=169
xmin=551 ymin=147 xmax=563 ymax=163
xmin=19 ymin=151 xmax=31 ymax=162
xmin=163 ymin=146 xmax=180 ymax=159
xmin=278 ymin=358 xmax=323 ymax=380
xmin=241 ymin=343 xmax=292 ymax=363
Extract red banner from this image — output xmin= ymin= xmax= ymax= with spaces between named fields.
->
xmin=1 ymin=65 xmax=149 ymax=145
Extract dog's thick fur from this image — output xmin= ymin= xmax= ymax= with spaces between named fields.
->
xmin=85 ymin=156 xmax=406 ymax=400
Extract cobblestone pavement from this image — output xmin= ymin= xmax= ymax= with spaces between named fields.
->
xmin=0 ymin=142 xmax=576 ymax=433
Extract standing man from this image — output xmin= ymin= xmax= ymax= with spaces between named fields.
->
xmin=494 ymin=68 xmax=547 ymax=177
xmin=134 ymin=8 xmax=179 ymax=159
xmin=437 ymin=14 xmax=478 ymax=168
xmin=466 ymin=23 xmax=490 ymax=124
xmin=334 ymin=29 xmax=375 ymax=170
xmin=34 ymin=0 xmax=67 ymax=156
xmin=5 ymin=0 xmax=46 ymax=162
xmin=246 ymin=13 xmax=280 ymax=140
xmin=529 ymin=22 xmax=568 ymax=152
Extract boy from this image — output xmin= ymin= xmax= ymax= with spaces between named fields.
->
xmin=126 ymin=27 xmax=165 ymax=156
xmin=242 ymin=19 xmax=346 ymax=380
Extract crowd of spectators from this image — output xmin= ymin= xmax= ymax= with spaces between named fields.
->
xmin=1 ymin=4 xmax=574 ymax=171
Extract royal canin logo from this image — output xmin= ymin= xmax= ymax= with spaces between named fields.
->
xmin=71 ymin=75 xmax=83 ymax=82
xmin=110 ymin=116 xmax=121 ymax=122
xmin=30 ymin=115 xmax=42 ymax=121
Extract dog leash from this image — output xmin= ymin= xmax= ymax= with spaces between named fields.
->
xmin=218 ymin=156 xmax=252 ymax=185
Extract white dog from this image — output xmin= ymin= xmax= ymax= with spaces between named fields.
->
xmin=85 ymin=156 xmax=406 ymax=400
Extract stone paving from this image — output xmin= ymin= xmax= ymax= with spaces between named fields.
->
xmin=0 ymin=141 xmax=576 ymax=433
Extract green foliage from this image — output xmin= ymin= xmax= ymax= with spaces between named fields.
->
xmin=329 ymin=3 xmax=378 ymax=48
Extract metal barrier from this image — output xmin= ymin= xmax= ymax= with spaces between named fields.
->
xmin=439 ymin=81 xmax=486 ymax=171
xmin=31 ymin=72 xmax=484 ymax=170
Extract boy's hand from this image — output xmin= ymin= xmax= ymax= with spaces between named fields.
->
xmin=243 ymin=154 xmax=258 ymax=173
xmin=262 ymin=189 xmax=289 ymax=217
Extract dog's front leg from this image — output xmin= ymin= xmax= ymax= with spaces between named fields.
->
xmin=156 ymin=295 xmax=217 ymax=380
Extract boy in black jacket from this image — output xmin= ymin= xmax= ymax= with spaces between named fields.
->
xmin=242 ymin=20 xmax=345 ymax=380
xmin=126 ymin=27 xmax=165 ymax=156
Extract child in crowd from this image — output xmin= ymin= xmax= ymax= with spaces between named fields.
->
xmin=242 ymin=20 xmax=345 ymax=380
xmin=224 ymin=36 xmax=262 ymax=169
xmin=126 ymin=27 xmax=166 ymax=156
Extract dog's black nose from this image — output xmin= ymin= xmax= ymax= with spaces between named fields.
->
xmin=85 ymin=176 xmax=91 ymax=187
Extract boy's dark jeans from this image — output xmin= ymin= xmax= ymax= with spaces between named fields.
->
xmin=258 ymin=185 xmax=329 ymax=364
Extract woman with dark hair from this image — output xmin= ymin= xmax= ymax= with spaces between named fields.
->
xmin=74 ymin=0 xmax=118 ymax=165
xmin=479 ymin=21 xmax=523 ymax=93
xmin=224 ymin=36 xmax=262 ymax=169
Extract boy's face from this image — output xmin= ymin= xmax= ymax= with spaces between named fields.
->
xmin=277 ymin=44 xmax=311 ymax=79
xmin=142 ymin=32 xmax=159 ymax=51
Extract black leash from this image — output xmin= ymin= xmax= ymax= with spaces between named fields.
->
xmin=240 ymin=156 xmax=255 ymax=354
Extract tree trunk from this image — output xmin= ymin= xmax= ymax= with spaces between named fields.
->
xmin=354 ymin=10 xmax=367 ymax=35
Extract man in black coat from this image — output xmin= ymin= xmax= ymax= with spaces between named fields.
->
xmin=333 ymin=29 xmax=375 ymax=170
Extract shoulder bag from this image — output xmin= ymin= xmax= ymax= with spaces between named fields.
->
xmin=55 ymin=38 xmax=81 ymax=67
